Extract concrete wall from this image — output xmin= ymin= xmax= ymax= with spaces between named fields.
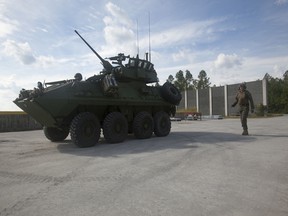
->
xmin=0 ymin=113 xmax=42 ymax=132
xmin=178 ymin=79 xmax=267 ymax=116
xmin=198 ymin=88 xmax=210 ymax=115
xmin=212 ymin=86 xmax=225 ymax=116
xmin=187 ymin=90 xmax=197 ymax=109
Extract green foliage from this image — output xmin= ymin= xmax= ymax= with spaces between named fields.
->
xmin=267 ymin=71 xmax=288 ymax=114
xmin=195 ymin=70 xmax=211 ymax=89
xmin=173 ymin=70 xmax=185 ymax=92
xmin=185 ymin=70 xmax=194 ymax=90
xmin=255 ymin=103 xmax=267 ymax=116
xmin=171 ymin=70 xmax=195 ymax=92
xmin=168 ymin=69 xmax=210 ymax=91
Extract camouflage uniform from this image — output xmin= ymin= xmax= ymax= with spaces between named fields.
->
xmin=232 ymin=83 xmax=254 ymax=135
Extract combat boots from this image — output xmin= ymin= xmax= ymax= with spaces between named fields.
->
xmin=242 ymin=129 xmax=249 ymax=135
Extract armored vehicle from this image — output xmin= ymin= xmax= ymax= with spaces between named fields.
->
xmin=14 ymin=30 xmax=182 ymax=147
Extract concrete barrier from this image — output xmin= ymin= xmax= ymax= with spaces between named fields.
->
xmin=0 ymin=112 xmax=42 ymax=132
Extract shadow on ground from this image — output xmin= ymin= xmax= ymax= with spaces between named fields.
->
xmin=56 ymin=131 xmax=256 ymax=157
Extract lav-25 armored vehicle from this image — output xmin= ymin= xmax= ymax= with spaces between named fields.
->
xmin=14 ymin=30 xmax=182 ymax=147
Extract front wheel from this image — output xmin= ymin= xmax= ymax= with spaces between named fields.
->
xmin=153 ymin=111 xmax=171 ymax=137
xmin=70 ymin=112 xmax=101 ymax=148
xmin=44 ymin=126 xmax=69 ymax=142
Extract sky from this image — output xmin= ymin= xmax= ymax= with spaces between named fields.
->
xmin=0 ymin=0 xmax=288 ymax=111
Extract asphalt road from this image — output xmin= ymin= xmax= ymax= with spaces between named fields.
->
xmin=0 ymin=116 xmax=288 ymax=216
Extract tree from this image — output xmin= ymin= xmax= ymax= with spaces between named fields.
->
xmin=267 ymin=71 xmax=288 ymax=113
xmin=174 ymin=70 xmax=186 ymax=92
xmin=185 ymin=70 xmax=194 ymax=90
xmin=283 ymin=70 xmax=288 ymax=81
xmin=267 ymin=77 xmax=282 ymax=112
xmin=264 ymin=73 xmax=273 ymax=81
xmin=282 ymin=71 xmax=288 ymax=112
xmin=194 ymin=70 xmax=211 ymax=89
xmin=172 ymin=70 xmax=195 ymax=92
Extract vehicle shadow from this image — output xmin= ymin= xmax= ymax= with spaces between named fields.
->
xmin=252 ymin=134 xmax=288 ymax=138
xmin=56 ymin=131 xmax=256 ymax=157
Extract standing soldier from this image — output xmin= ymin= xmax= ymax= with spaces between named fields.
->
xmin=232 ymin=83 xmax=255 ymax=135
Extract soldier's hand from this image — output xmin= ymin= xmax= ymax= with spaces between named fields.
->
xmin=231 ymin=104 xmax=236 ymax=108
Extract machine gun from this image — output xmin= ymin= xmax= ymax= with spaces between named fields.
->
xmin=107 ymin=53 xmax=129 ymax=66
xmin=74 ymin=30 xmax=113 ymax=72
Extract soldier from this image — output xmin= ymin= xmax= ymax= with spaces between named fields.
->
xmin=231 ymin=83 xmax=255 ymax=135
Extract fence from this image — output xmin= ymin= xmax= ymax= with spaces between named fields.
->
xmin=0 ymin=112 xmax=42 ymax=132
xmin=178 ymin=79 xmax=267 ymax=116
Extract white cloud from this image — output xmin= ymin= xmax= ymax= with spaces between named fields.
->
xmin=1 ymin=39 xmax=73 ymax=67
xmin=275 ymin=0 xmax=288 ymax=5
xmin=214 ymin=53 xmax=243 ymax=69
xmin=0 ymin=1 xmax=19 ymax=37
xmin=171 ymin=49 xmax=196 ymax=64
xmin=0 ymin=74 xmax=22 ymax=111
xmin=0 ymin=17 xmax=19 ymax=37
xmin=2 ymin=40 xmax=36 ymax=64
xmin=101 ymin=2 xmax=136 ymax=55
xmin=105 ymin=2 xmax=133 ymax=28
xmin=144 ymin=18 xmax=225 ymax=49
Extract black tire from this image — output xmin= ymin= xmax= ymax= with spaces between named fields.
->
xmin=133 ymin=112 xmax=154 ymax=139
xmin=154 ymin=111 xmax=171 ymax=137
xmin=103 ymin=112 xmax=128 ymax=143
xmin=161 ymin=82 xmax=182 ymax=105
xmin=70 ymin=112 xmax=101 ymax=148
xmin=43 ymin=126 xmax=69 ymax=142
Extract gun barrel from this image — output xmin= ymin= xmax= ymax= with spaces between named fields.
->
xmin=74 ymin=30 xmax=112 ymax=71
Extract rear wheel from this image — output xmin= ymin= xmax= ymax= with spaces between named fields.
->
xmin=70 ymin=112 xmax=101 ymax=148
xmin=103 ymin=112 xmax=128 ymax=143
xmin=154 ymin=111 xmax=171 ymax=137
xmin=44 ymin=126 xmax=69 ymax=142
xmin=133 ymin=112 xmax=154 ymax=139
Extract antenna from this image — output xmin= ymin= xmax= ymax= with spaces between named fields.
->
xmin=148 ymin=12 xmax=151 ymax=62
xmin=136 ymin=19 xmax=139 ymax=56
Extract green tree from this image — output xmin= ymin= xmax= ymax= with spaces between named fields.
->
xmin=185 ymin=70 xmax=194 ymax=90
xmin=282 ymin=71 xmax=288 ymax=112
xmin=174 ymin=70 xmax=186 ymax=92
xmin=173 ymin=70 xmax=195 ymax=92
xmin=264 ymin=73 xmax=273 ymax=81
xmin=283 ymin=70 xmax=288 ymax=81
xmin=194 ymin=70 xmax=211 ymax=89
xmin=267 ymin=71 xmax=288 ymax=113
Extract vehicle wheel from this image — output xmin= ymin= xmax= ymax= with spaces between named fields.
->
xmin=154 ymin=111 xmax=171 ymax=137
xmin=161 ymin=82 xmax=182 ymax=105
xmin=44 ymin=126 xmax=69 ymax=142
xmin=103 ymin=112 xmax=128 ymax=143
xmin=70 ymin=112 xmax=101 ymax=148
xmin=133 ymin=111 xmax=154 ymax=139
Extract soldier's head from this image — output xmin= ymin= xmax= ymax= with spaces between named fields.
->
xmin=74 ymin=73 xmax=83 ymax=81
xmin=239 ymin=83 xmax=246 ymax=91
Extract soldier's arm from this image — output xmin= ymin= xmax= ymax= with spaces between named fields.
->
xmin=231 ymin=94 xmax=238 ymax=107
xmin=247 ymin=91 xmax=255 ymax=111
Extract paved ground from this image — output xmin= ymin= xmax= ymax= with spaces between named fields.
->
xmin=0 ymin=115 xmax=287 ymax=216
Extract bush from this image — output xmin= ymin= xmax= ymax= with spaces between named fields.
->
xmin=255 ymin=103 xmax=267 ymax=116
